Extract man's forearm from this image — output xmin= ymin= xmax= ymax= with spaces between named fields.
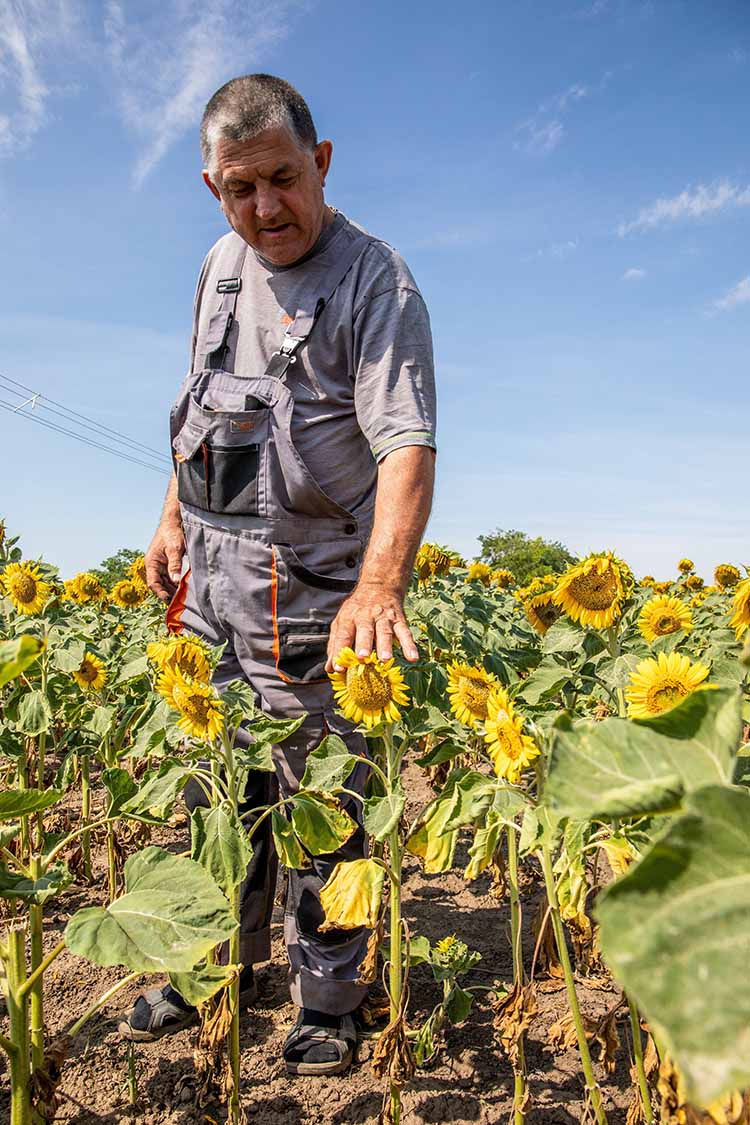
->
xmin=161 ymin=473 xmax=181 ymax=527
xmin=357 ymin=446 xmax=435 ymax=595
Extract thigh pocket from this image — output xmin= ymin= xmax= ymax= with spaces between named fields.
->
xmin=271 ymin=543 xmax=358 ymax=684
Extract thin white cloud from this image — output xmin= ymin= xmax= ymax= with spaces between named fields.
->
xmin=104 ymin=1 xmax=303 ymax=188
xmin=526 ymin=239 xmax=578 ymax=261
xmin=515 ymin=73 xmax=611 ymax=156
xmin=623 ymin=267 xmax=646 ymax=281
xmin=515 ymin=119 xmax=564 ymax=154
xmin=0 ymin=0 xmax=83 ymax=156
xmin=714 ymin=275 xmax=750 ymax=312
xmin=618 ymin=180 xmax=750 ymax=236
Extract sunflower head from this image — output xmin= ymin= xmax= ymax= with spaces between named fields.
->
xmin=1 ymin=562 xmax=52 ymax=615
xmin=0 ymin=520 xmax=5 ymax=546
xmin=446 ymin=661 xmax=496 ymax=727
xmin=491 ymin=568 xmax=515 ymax=589
xmin=729 ymin=577 xmax=750 ymax=641
xmin=414 ymin=543 xmax=454 ymax=584
xmin=329 ymin=649 xmax=409 ymax=728
xmin=157 ymin=666 xmax=225 ymax=741
xmin=467 ymin=561 xmax=493 ymax=586
xmin=483 ymin=687 xmax=540 ymax=782
xmin=147 ymin=634 xmax=212 ymax=681
xmin=715 ymin=564 xmax=740 ymax=590
xmin=625 ymin=652 xmax=712 ymax=719
xmin=651 ymin=580 xmax=672 ymax=595
xmin=70 ymin=571 xmax=106 ymax=603
xmin=129 ymin=555 xmax=148 ymax=586
xmin=110 ymin=579 xmax=147 ymax=608
xmin=640 ymin=575 xmax=655 ymax=588
xmin=684 ymin=574 xmax=704 ymax=591
xmin=638 ymin=595 xmax=693 ymax=644
xmin=553 ymin=552 xmax=634 ymax=631
xmin=73 ymin=652 xmax=108 ymax=693
xmin=677 ymin=558 xmax=694 ymax=575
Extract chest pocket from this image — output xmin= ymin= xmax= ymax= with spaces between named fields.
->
xmin=173 ymin=414 xmax=266 ymax=516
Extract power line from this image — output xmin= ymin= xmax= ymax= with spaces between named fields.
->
xmin=0 ymin=397 xmax=171 ymax=476
xmin=0 ymin=373 xmax=173 ymax=465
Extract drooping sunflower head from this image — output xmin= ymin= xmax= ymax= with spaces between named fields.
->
xmin=729 ymin=577 xmax=750 ymax=641
xmin=329 ymin=648 xmax=410 ymax=729
xmin=128 ymin=555 xmax=148 ymax=586
xmin=73 ymin=652 xmax=108 ymax=693
xmin=625 ymin=652 xmax=712 ymax=719
xmin=157 ymin=666 xmax=225 ymax=741
xmin=110 ymin=579 xmax=147 ymax=609
xmin=414 ymin=543 xmax=454 ymax=584
xmin=446 ymin=661 xmax=496 ymax=727
xmin=553 ymin=552 xmax=634 ymax=631
xmin=1 ymin=562 xmax=52 ymax=615
xmin=638 ymin=595 xmax=693 ymax=644
xmin=467 ymin=561 xmax=493 ymax=586
xmin=715 ymin=564 xmax=740 ymax=590
xmin=524 ymin=590 xmax=562 ymax=635
xmin=71 ymin=571 xmax=106 ymax=603
xmin=640 ymin=575 xmax=655 ymax=588
xmin=483 ymin=687 xmax=540 ymax=783
xmin=684 ymin=574 xmax=704 ymax=591
xmin=651 ymin=580 xmax=673 ymax=595
xmin=147 ymin=634 xmax=212 ymax=681
xmin=0 ymin=520 xmax=6 ymax=546
xmin=677 ymin=558 xmax=694 ymax=575
xmin=491 ymin=568 xmax=515 ymax=589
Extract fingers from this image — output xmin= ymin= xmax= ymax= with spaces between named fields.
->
xmin=165 ymin=535 xmax=185 ymax=585
xmin=393 ymin=618 xmax=419 ymax=662
xmin=145 ymin=549 xmax=173 ymax=603
xmin=375 ymin=614 xmax=395 ymax=661
xmin=354 ymin=620 xmax=375 ymax=660
xmin=326 ymin=614 xmax=356 ymax=673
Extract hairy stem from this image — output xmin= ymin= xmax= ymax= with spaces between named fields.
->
xmin=507 ymin=825 xmax=527 ymax=1124
xmin=6 ymin=926 xmax=32 ymax=1125
xmin=628 ymin=996 xmax=653 ymax=1123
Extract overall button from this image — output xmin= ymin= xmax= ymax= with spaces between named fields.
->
xmin=344 ymin=523 xmax=356 ymax=535
xmin=345 ymin=556 xmax=357 ymax=568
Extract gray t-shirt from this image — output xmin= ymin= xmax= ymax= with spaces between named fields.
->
xmin=189 ymin=210 xmax=436 ymax=518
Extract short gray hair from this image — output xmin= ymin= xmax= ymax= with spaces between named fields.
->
xmin=200 ymin=74 xmax=318 ymax=174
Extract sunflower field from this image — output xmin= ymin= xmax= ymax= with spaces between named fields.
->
xmin=2 ymin=517 xmax=750 ymax=1125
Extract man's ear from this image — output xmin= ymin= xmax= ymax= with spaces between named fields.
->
xmin=202 ymin=169 xmax=222 ymax=201
xmin=314 ymin=140 xmax=333 ymax=185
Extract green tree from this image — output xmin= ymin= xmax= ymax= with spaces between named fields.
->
xmin=90 ymin=548 xmax=143 ymax=589
xmin=477 ymin=529 xmax=577 ymax=586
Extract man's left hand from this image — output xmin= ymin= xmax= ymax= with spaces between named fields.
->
xmin=326 ymin=581 xmax=420 ymax=672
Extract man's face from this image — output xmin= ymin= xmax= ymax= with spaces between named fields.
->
xmin=203 ymin=127 xmax=333 ymax=266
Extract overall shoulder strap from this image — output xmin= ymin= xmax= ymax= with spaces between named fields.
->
xmin=203 ymin=241 xmax=249 ymax=371
xmin=264 ymin=234 xmax=370 ymax=380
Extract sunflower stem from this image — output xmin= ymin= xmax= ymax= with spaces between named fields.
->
xmin=6 ymin=926 xmax=32 ymax=1125
xmin=627 ymin=995 xmax=653 ymax=1123
xmin=80 ymin=753 xmax=92 ymax=882
xmin=540 ymin=842 xmax=608 ymax=1125
xmin=385 ymin=724 xmax=404 ymax=1125
xmin=507 ymin=824 xmax=528 ymax=1124
xmin=28 ymin=855 xmax=45 ymax=1074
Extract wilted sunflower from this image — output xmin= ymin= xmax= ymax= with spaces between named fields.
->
xmin=71 ymin=571 xmax=106 ymax=603
xmin=329 ymin=648 xmax=409 ymax=728
xmin=483 ymin=687 xmax=539 ymax=783
xmin=73 ymin=652 xmax=107 ymax=693
xmin=515 ymin=575 xmax=560 ymax=635
xmin=640 ymin=575 xmax=655 ymax=587
xmin=625 ymin=652 xmax=712 ymax=719
xmin=147 ymin=634 xmax=212 ymax=681
xmin=715 ymin=564 xmax=740 ymax=590
xmin=467 ymin=561 xmax=493 ymax=586
xmin=157 ymin=666 xmax=225 ymax=741
xmin=553 ymin=552 xmax=634 ymax=630
xmin=651 ymin=580 xmax=672 ymax=595
xmin=491 ymin=568 xmax=515 ymax=589
xmin=684 ymin=574 xmax=704 ymax=591
xmin=638 ymin=595 xmax=693 ymax=643
xmin=129 ymin=555 xmax=148 ymax=586
xmin=677 ymin=558 xmax=694 ymax=575
xmin=110 ymin=579 xmax=147 ymax=608
xmin=414 ymin=543 xmax=453 ymax=584
xmin=729 ymin=577 xmax=750 ymax=641
xmin=447 ymin=661 xmax=496 ymax=727
xmin=690 ymin=593 xmax=707 ymax=608
xmin=1 ymin=562 xmax=52 ymax=615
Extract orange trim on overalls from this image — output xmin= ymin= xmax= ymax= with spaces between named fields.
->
xmin=166 ymin=568 xmax=192 ymax=634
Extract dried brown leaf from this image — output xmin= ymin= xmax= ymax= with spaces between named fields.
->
xmin=493 ymin=982 xmax=537 ymax=1067
xmin=30 ymin=1032 xmax=71 ymax=1122
xmin=357 ymin=916 xmax=384 ymax=986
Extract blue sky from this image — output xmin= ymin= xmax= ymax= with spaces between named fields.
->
xmin=1 ymin=0 xmax=748 ymax=580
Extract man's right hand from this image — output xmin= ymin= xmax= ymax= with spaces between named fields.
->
xmin=145 ymin=520 xmax=186 ymax=602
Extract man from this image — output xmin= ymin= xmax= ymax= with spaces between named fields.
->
xmin=119 ymin=74 xmax=436 ymax=1075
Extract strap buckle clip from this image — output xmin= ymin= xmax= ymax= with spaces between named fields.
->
xmin=276 ymin=333 xmax=306 ymax=363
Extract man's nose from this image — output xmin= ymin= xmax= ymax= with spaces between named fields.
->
xmin=255 ymin=184 xmax=282 ymax=221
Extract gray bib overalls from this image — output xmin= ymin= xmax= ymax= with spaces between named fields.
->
xmin=168 ymin=234 xmax=373 ymax=1015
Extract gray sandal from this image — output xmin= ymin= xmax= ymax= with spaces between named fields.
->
xmin=118 ymin=970 xmax=257 ymax=1043
xmin=283 ymin=1010 xmax=357 ymax=1076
